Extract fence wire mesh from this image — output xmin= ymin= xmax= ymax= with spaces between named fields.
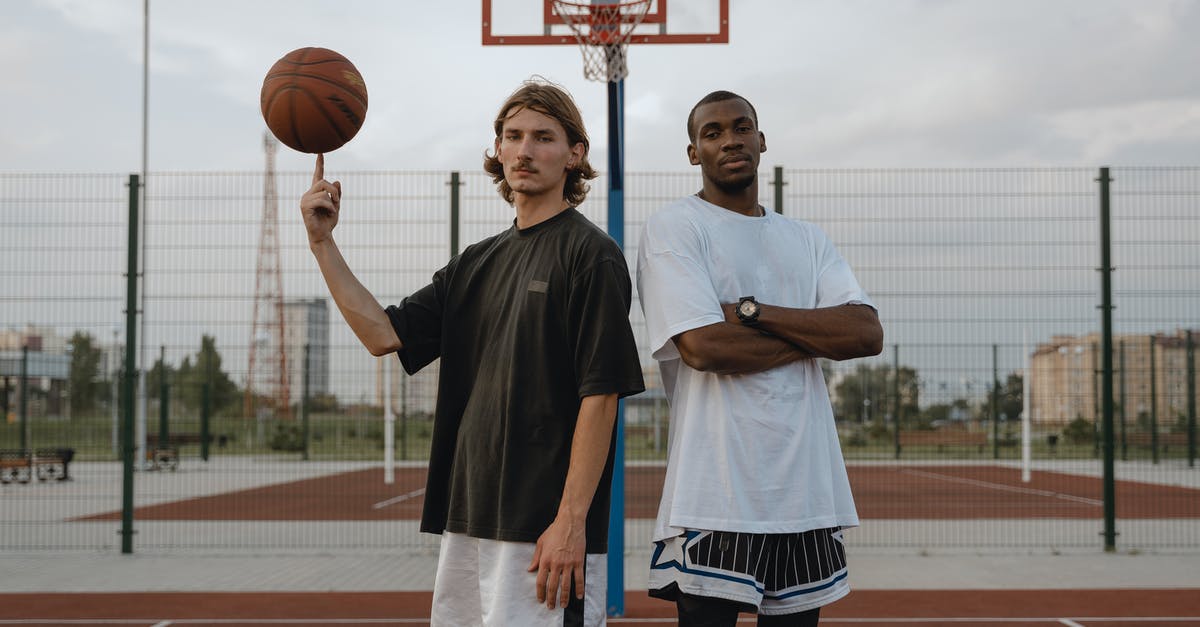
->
xmin=1 ymin=167 xmax=1196 ymax=554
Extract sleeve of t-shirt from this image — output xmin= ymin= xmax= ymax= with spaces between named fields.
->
xmin=812 ymin=224 xmax=876 ymax=311
xmin=384 ymin=264 xmax=447 ymax=375
xmin=636 ymin=212 xmax=724 ymax=363
xmin=566 ymin=255 xmax=646 ymax=399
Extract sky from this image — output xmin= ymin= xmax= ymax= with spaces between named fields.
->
xmin=2 ymin=0 xmax=1198 ymax=406
xmin=3 ymin=0 xmax=1199 ymax=176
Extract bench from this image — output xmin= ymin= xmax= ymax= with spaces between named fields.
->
xmin=898 ymin=430 xmax=987 ymax=453
xmin=0 ymin=450 xmax=31 ymax=484
xmin=145 ymin=433 xmax=228 ymax=471
xmin=0 ymin=448 xmax=75 ymax=484
xmin=1126 ymin=432 xmax=1191 ymax=453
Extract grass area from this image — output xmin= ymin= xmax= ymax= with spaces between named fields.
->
xmin=3 ymin=413 xmax=1195 ymax=464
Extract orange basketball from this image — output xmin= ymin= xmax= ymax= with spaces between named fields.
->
xmin=260 ymin=47 xmax=368 ymax=154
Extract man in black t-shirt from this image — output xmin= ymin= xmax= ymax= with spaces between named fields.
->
xmin=300 ymin=79 xmax=644 ymax=626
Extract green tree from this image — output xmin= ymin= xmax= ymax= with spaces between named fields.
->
xmin=145 ymin=353 xmax=176 ymax=399
xmin=833 ymin=363 xmax=919 ymax=424
xmin=1062 ymin=415 xmax=1094 ymax=445
xmin=68 ymin=331 xmax=103 ymax=415
xmin=176 ymin=335 xmax=240 ymax=415
xmin=984 ymin=373 xmax=1024 ymax=424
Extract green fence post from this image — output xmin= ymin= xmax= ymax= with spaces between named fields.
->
xmin=449 ymin=171 xmax=461 ymax=257
xmin=158 ymin=345 xmax=169 ymax=449
xmin=772 ymin=165 xmax=785 ymax=214
xmin=892 ymin=345 xmax=901 ymax=460
xmin=992 ymin=344 xmax=1000 ymax=460
xmin=302 ymin=343 xmax=310 ymax=462
xmin=1092 ymin=340 xmax=1101 ymax=459
xmin=121 ymin=173 xmax=141 ymax=555
xmin=1119 ymin=339 xmax=1127 ymax=461
xmin=1149 ymin=335 xmax=1159 ymax=464
xmin=1097 ymin=166 xmax=1116 ymax=552
xmin=1187 ymin=330 xmax=1196 ymax=468
xmin=200 ymin=380 xmax=211 ymax=462
xmin=19 ymin=344 xmax=28 ymax=454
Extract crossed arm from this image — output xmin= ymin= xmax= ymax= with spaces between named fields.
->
xmin=674 ymin=302 xmax=883 ymax=375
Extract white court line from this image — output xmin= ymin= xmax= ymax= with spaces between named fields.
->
xmin=372 ymin=488 xmax=425 ymax=510
xmin=901 ymin=469 xmax=1104 ymax=506
xmin=3 ymin=618 xmax=1199 ymax=625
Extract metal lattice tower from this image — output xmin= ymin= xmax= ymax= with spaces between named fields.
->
xmin=245 ymin=132 xmax=292 ymax=421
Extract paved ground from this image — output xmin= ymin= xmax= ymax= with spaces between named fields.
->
xmin=4 ymin=457 xmax=1197 ymax=596
xmin=4 ymin=548 xmax=1200 ymax=593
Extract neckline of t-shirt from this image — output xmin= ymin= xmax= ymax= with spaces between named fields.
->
xmin=512 ymin=206 xmax=577 ymax=237
xmin=691 ymin=194 xmax=770 ymax=221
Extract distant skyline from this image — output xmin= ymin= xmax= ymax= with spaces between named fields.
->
xmin=2 ymin=1 xmax=1199 ymax=176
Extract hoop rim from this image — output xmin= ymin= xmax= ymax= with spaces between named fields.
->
xmin=552 ymin=0 xmax=651 ymax=46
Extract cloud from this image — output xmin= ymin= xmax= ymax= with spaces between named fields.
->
xmin=1047 ymin=100 xmax=1200 ymax=164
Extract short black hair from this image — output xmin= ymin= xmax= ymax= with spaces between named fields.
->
xmin=687 ymin=90 xmax=759 ymax=143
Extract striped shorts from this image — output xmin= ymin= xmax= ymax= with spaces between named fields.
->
xmin=648 ymin=527 xmax=849 ymax=616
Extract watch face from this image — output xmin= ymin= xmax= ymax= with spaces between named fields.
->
xmin=739 ymin=300 xmax=757 ymax=317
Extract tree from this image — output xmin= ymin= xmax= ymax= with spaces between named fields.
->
xmin=833 ymin=363 xmax=919 ymax=424
xmin=984 ymin=373 xmax=1024 ymax=425
xmin=176 ymin=335 xmax=240 ymax=415
xmin=145 ymin=353 xmax=176 ymax=400
xmin=68 ymin=331 xmax=103 ymax=415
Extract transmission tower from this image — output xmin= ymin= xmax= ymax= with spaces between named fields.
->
xmin=245 ymin=131 xmax=292 ymax=421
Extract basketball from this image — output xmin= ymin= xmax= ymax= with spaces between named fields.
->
xmin=260 ymin=47 xmax=368 ymax=154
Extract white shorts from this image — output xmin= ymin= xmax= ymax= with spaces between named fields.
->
xmin=430 ymin=531 xmax=609 ymax=627
xmin=648 ymin=527 xmax=850 ymax=616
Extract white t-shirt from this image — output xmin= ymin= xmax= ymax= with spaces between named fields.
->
xmin=636 ymin=195 xmax=873 ymax=541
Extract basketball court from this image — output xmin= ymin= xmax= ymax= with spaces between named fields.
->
xmin=2 ymin=590 xmax=1199 ymax=625
xmin=72 ymin=462 xmax=1200 ymax=522
xmin=4 ymin=2 xmax=1199 ymax=626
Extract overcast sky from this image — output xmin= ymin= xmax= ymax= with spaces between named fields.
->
xmin=3 ymin=0 xmax=1199 ymax=176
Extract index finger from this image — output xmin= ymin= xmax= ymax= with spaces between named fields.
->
xmin=312 ymin=153 xmax=324 ymax=185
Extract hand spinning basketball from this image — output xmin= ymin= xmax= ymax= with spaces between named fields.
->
xmin=261 ymin=47 xmax=368 ymax=153
xmin=300 ymin=154 xmax=341 ymax=246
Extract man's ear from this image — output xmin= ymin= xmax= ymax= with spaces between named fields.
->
xmin=568 ymin=142 xmax=585 ymax=169
xmin=494 ymin=137 xmax=502 ymax=158
xmin=687 ymin=143 xmax=699 ymax=166
xmin=759 ymin=131 xmax=767 ymax=153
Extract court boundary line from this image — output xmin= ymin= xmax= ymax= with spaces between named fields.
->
xmin=900 ymin=468 xmax=1105 ymax=506
xmin=3 ymin=617 xmax=1200 ymax=625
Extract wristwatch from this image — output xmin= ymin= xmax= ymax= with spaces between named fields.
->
xmin=735 ymin=296 xmax=760 ymax=326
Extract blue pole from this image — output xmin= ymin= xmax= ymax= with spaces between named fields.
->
xmin=605 ymin=77 xmax=627 ymax=618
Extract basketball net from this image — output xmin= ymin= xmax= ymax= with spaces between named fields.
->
xmin=553 ymin=0 xmax=652 ymax=82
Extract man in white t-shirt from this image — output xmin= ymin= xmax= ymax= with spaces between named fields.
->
xmin=636 ymin=90 xmax=884 ymax=627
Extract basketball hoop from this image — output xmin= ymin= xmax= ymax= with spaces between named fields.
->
xmin=552 ymin=0 xmax=652 ymax=82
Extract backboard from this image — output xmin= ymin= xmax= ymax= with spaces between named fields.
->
xmin=482 ymin=0 xmax=729 ymax=45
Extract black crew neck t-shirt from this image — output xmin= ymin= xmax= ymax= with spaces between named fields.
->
xmin=385 ymin=207 xmax=645 ymax=553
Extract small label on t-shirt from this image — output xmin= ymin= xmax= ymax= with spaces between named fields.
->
xmin=528 ymin=279 xmax=549 ymax=293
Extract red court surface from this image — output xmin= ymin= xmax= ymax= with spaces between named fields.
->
xmin=2 ymin=589 xmax=1198 ymax=625
xmin=78 ymin=464 xmax=1200 ymax=521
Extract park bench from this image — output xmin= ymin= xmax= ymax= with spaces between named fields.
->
xmin=0 ymin=448 xmax=75 ymax=484
xmin=1126 ymin=432 xmax=1191 ymax=453
xmin=145 ymin=433 xmax=228 ymax=471
xmin=898 ymin=430 xmax=987 ymax=453
xmin=0 ymin=450 xmax=32 ymax=484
